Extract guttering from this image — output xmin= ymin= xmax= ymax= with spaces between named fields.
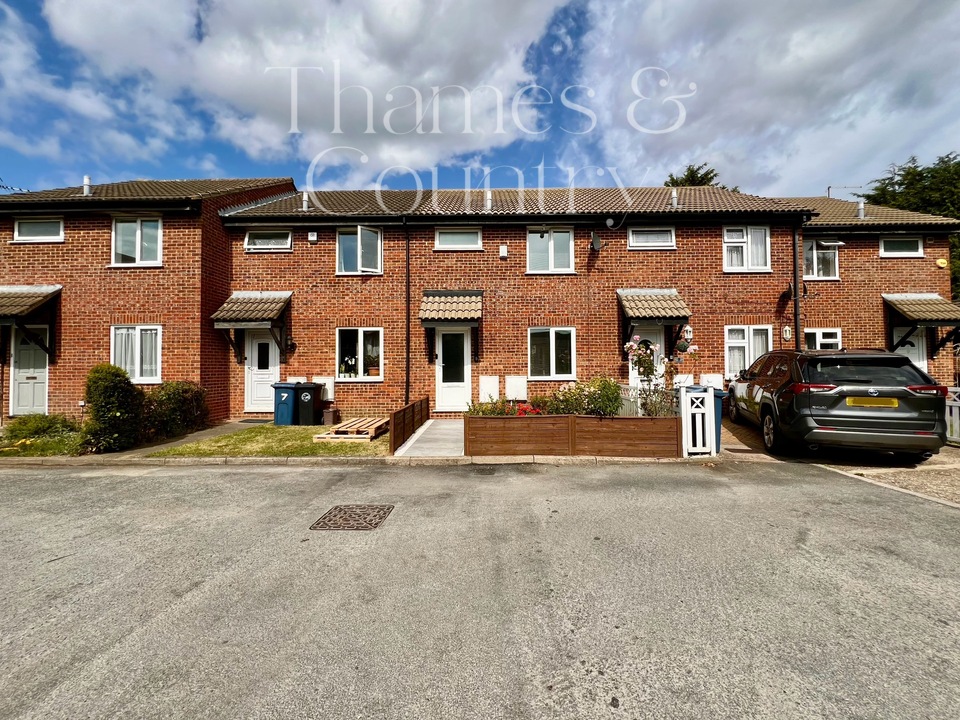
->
xmin=793 ymin=227 xmax=802 ymax=350
xmin=403 ymin=215 xmax=411 ymax=405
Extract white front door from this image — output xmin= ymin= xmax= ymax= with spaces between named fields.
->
xmin=11 ymin=326 xmax=49 ymax=416
xmin=628 ymin=325 xmax=666 ymax=386
xmin=244 ymin=331 xmax=280 ymax=412
xmin=436 ymin=328 xmax=471 ymax=411
xmin=893 ymin=327 xmax=928 ymax=372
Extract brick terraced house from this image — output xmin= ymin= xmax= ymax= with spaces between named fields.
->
xmin=1 ymin=180 xmax=957 ymax=422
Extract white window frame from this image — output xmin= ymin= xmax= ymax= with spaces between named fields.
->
xmin=434 ymin=227 xmax=482 ymax=251
xmin=335 ymin=327 xmax=384 ymax=382
xmin=244 ymin=229 xmax=292 ymax=252
xmin=111 ymin=217 xmax=163 ymax=267
xmin=723 ymin=225 xmax=770 ymax=272
xmin=336 ymin=225 xmax=382 ymax=275
xmin=527 ymin=327 xmax=577 ymax=380
xmin=13 ymin=218 xmax=64 ymax=244
xmin=724 ymin=324 xmax=773 ymax=379
xmin=804 ymin=328 xmax=842 ymax=350
xmin=628 ymin=226 xmax=676 ymax=250
xmin=803 ymin=238 xmax=840 ymax=280
xmin=526 ymin=227 xmax=575 ymax=274
xmin=110 ymin=325 xmax=162 ymax=384
xmin=879 ymin=235 xmax=923 ymax=258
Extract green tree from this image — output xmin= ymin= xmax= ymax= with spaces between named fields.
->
xmin=860 ymin=153 xmax=960 ymax=299
xmin=664 ymin=163 xmax=739 ymax=192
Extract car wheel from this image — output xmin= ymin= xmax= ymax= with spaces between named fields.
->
xmin=761 ymin=411 xmax=786 ymax=455
xmin=728 ymin=392 xmax=742 ymax=424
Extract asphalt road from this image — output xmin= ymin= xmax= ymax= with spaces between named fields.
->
xmin=1 ymin=460 xmax=958 ymax=719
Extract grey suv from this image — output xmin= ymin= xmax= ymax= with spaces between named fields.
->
xmin=728 ymin=349 xmax=947 ymax=460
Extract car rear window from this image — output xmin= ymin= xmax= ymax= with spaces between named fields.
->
xmin=802 ymin=357 xmax=930 ymax=386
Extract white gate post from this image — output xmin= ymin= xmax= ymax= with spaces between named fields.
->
xmin=681 ymin=386 xmax=716 ymax=457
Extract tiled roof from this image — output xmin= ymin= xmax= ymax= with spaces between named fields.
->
xmin=784 ymin=197 xmax=960 ymax=228
xmin=225 ymin=187 xmax=812 ymax=218
xmin=0 ymin=178 xmax=294 ymax=204
xmin=0 ymin=285 xmax=62 ymax=317
xmin=211 ymin=291 xmax=292 ymax=323
xmin=419 ymin=291 xmax=483 ymax=322
xmin=617 ymin=289 xmax=691 ymax=320
xmin=882 ymin=294 xmax=960 ymax=323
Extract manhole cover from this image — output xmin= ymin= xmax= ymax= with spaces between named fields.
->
xmin=310 ymin=504 xmax=394 ymax=531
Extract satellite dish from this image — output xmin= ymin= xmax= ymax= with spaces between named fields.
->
xmin=591 ymin=232 xmax=602 ymax=252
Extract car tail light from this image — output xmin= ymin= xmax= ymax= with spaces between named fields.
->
xmin=907 ymin=385 xmax=948 ymax=397
xmin=790 ymin=383 xmax=837 ymax=394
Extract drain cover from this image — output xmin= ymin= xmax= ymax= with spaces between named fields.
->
xmin=310 ymin=504 xmax=394 ymax=531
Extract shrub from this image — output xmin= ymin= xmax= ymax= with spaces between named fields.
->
xmin=143 ymin=381 xmax=209 ymax=441
xmin=466 ymin=398 xmax=518 ymax=416
xmin=3 ymin=413 xmax=80 ymax=441
xmin=547 ymin=378 xmax=623 ymax=416
xmin=82 ymin=363 xmax=144 ymax=453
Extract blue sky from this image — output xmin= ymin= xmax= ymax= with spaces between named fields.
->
xmin=2 ymin=0 xmax=959 ymax=200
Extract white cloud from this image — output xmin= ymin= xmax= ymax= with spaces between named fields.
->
xmin=570 ymin=0 xmax=960 ymax=193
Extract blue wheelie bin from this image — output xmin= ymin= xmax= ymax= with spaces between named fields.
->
xmin=272 ymin=382 xmax=299 ymax=426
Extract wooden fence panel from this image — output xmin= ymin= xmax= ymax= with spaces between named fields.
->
xmin=389 ymin=397 xmax=430 ymax=455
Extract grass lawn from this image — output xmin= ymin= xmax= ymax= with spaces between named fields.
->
xmin=149 ymin=424 xmax=390 ymax=457
xmin=0 ymin=433 xmax=83 ymax=457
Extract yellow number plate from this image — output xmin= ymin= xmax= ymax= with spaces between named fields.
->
xmin=846 ymin=397 xmax=898 ymax=408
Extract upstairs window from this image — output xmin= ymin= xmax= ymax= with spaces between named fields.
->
xmin=337 ymin=226 xmax=382 ymax=274
xmin=880 ymin=236 xmax=923 ymax=258
xmin=527 ymin=228 xmax=573 ymax=273
xmin=435 ymin=228 xmax=482 ymax=250
xmin=628 ymin=227 xmax=675 ymax=250
xmin=14 ymin=218 xmax=63 ymax=243
xmin=244 ymin=230 xmax=292 ymax=252
xmin=803 ymin=239 xmax=840 ymax=279
xmin=723 ymin=226 xmax=770 ymax=272
xmin=113 ymin=218 xmax=161 ymax=265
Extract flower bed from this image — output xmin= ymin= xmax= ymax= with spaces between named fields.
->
xmin=463 ymin=414 xmax=681 ymax=458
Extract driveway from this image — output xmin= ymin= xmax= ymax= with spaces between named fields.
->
xmin=1 ymin=461 xmax=959 ymax=719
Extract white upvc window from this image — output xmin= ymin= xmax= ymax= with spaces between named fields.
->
xmin=336 ymin=327 xmax=383 ymax=381
xmin=804 ymin=328 xmax=842 ymax=350
xmin=435 ymin=228 xmax=482 ymax=251
xmin=803 ymin=238 xmax=840 ymax=279
xmin=724 ymin=325 xmax=773 ymax=378
xmin=527 ymin=227 xmax=574 ymax=273
xmin=628 ymin=227 xmax=675 ymax=250
xmin=112 ymin=218 xmax=162 ymax=266
xmin=723 ymin=226 xmax=770 ymax=272
xmin=111 ymin=325 xmax=162 ymax=384
xmin=337 ymin=226 xmax=382 ymax=274
xmin=244 ymin=230 xmax=292 ymax=252
xmin=880 ymin=235 xmax=923 ymax=258
xmin=528 ymin=327 xmax=576 ymax=380
xmin=13 ymin=218 xmax=64 ymax=243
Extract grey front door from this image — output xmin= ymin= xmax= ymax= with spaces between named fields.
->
xmin=12 ymin=326 xmax=48 ymax=415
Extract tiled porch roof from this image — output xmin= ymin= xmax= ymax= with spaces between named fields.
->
xmin=419 ymin=291 xmax=483 ymax=322
xmin=211 ymin=291 xmax=292 ymax=323
xmin=882 ymin=293 xmax=960 ymax=324
xmin=0 ymin=285 xmax=62 ymax=318
xmin=617 ymin=289 xmax=691 ymax=321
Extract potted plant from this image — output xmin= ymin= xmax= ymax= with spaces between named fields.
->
xmin=364 ymin=354 xmax=381 ymax=376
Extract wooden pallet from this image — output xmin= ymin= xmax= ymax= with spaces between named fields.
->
xmin=314 ymin=417 xmax=389 ymax=443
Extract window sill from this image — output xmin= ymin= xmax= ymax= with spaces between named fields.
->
xmin=107 ymin=263 xmax=164 ymax=269
xmin=528 ymin=376 xmax=577 ymax=382
xmin=434 ymin=247 xmax=484 ymax=252
xmin=879 ymin=254 xmax=924 ymax=259
xmin=802 ymin=276 xmax=840 ymax=282
xmin=131 ymin=379 xmax=162 ymax=385
xmin=722 ymin=269 xmax=772 ymax=274
xmin=524 ymin=271 xmax=577 ymax=276
xmin=335 ymin=376 xmax=384 ymax=383
xmin=245 ymin=248 xmax=293 ymax=254
xmin=628 ymin=246 xmax=676 ymax=251
xmin=10 ymin=239 xmax=65 ymax=245
xmin=336 ymin=272 xmax=383 ymax=277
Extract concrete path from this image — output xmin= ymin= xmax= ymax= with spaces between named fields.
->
xmin=394 ymin=419 xmax=464 ymax=457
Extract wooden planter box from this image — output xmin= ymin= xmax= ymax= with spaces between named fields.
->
xmin=464 ymin=414 xmax=681 ymax=458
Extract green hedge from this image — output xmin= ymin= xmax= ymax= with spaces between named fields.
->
xmin=82 ymin=363 xmax=144 ymax=452
xmin=143 ymin=381 xmax=209 ymax=442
